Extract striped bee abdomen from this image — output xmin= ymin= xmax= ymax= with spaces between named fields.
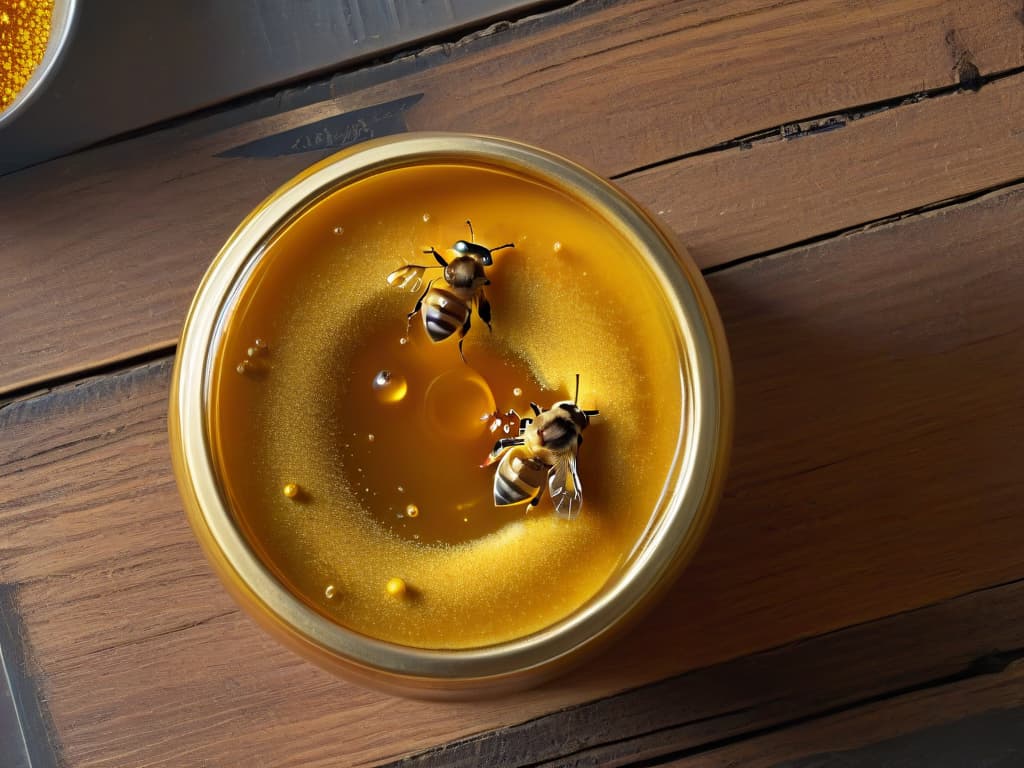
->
xmin=422 ymin=288 xmax=470 ymax=342
xmin=494 ymin=450 xmax=550 ymax=506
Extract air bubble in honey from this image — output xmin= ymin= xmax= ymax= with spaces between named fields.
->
xmin=372 ymin=370 xmax=408 ymax=403
xmin=423 ymin=369 xmax=495 ymax=442
xmin=405 ymin=504 xmax=420 ymax=518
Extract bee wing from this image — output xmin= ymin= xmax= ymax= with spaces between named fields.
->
xmin=548 ymin=449 xmax=583 ymax=519
xmin=386 ymin=264 xmax=428 ymax=292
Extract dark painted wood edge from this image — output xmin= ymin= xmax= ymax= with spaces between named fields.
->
xmin=77 ymin=0 xmax=605 ymax=154
xmin=383 ymin=578 xmax=1024 ymax=767
xmin=669 ymin=706 xmax=1024 ymax=768
xmin=0 ymin=586 xmax=62 ymax=768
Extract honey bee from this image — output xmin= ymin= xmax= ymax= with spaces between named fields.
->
xmin=484 ymin=375 xmax=599 ymax=518
xmin=387 ymin=220 xmax=514 ymax=359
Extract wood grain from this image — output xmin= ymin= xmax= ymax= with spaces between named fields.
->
xmin=3 ymin=179 xmax=1024 ymax=766
xmin=392 ymin=581 xmax=1024 ymax=767
xmin=2 ymin=0 xmax=1023 ymax=395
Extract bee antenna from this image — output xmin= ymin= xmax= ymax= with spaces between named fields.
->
xmin=574 ymin=373 xmax=580 ymax=404
xmin=466 ymin=219 xmax=474 ymax=241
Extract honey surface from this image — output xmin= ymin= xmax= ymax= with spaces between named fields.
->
xmin=0 ymin=0 xmax=53 ymax=112
xmin=211 ymin=162 xmax=687 ymax=648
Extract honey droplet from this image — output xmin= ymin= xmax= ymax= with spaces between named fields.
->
xmin=553 ymin=241 xmax=563 ymax=252
xmin=385 ymin=577 xmax=407 ymax=598
xmin=372 ymin=369 xmax=408 ymax=403
xmin=324 ymin=584 xmax=336 ymax=599
xmin=282 ymin=483 xmax=300 ymax=499
xmin=405 ymin=504 xmax=419 ymax=518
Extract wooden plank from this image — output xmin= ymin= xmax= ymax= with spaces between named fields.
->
xmin=393 ymin=582 xmax=1024 ymax=767
xmin=621 ymin=74 xmax=1024 ymax=267
xmin=666 ymin=662 xmax=1024 ymax=767
xmin=2 ymin=0 xmax=1023 ymax=395
xmin=2 ymin=179 xmax=1024 ymax=765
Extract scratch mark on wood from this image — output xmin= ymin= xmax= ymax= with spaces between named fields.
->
xmin=217 ymin=94 xmax=423 ymax=158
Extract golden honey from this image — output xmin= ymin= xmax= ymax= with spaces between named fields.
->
xmin=171 ymin=134 xmax=732 ymax=695
xmin=210 ymin=162 xmax=683 ymax=648
xmin=0 ymin=0 xmax=53 ymax=112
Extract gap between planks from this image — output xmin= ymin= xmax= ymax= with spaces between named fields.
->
xmin=657 ymin=660 xmax=1024 ymax=767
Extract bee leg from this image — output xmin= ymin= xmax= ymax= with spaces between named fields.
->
xmin=529 ymin=489 xmax=543 ymax=507
xmin=530 ymin=402 xmax=542 ymax=416
xmin=491 ymin=437 xmax=524 ymax=455
xmin=423 ymin=247 xmax=448 ymax=268
xmin=477 ymin=292 xmax=493 ymax=333
xmin=457 ymin=312 xmax=472 ymax=363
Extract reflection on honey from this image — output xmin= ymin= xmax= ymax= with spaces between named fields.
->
xmin=210 ymin=162 xmax=686 ymax=648
xmin=0 ymin=0 xmax=53 ymax=112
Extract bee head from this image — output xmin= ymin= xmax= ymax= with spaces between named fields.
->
xmin=555 ymin=401 xmax=591 ymax=431
xmin=452 ymin=240 xmax=494 ymax=266
xmin=445 ymin=255 xmax=489 ymax=289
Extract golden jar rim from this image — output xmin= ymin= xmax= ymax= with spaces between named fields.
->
xmin=169 ymin=132 xmax=733 ymax=692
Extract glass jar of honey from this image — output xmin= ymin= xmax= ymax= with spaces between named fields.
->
xmin=169 ymin=133 xmax=732 ymax=697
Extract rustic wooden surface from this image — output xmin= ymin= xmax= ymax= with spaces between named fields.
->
xmin=2 ymin=0 xmax=1023 ymax=766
